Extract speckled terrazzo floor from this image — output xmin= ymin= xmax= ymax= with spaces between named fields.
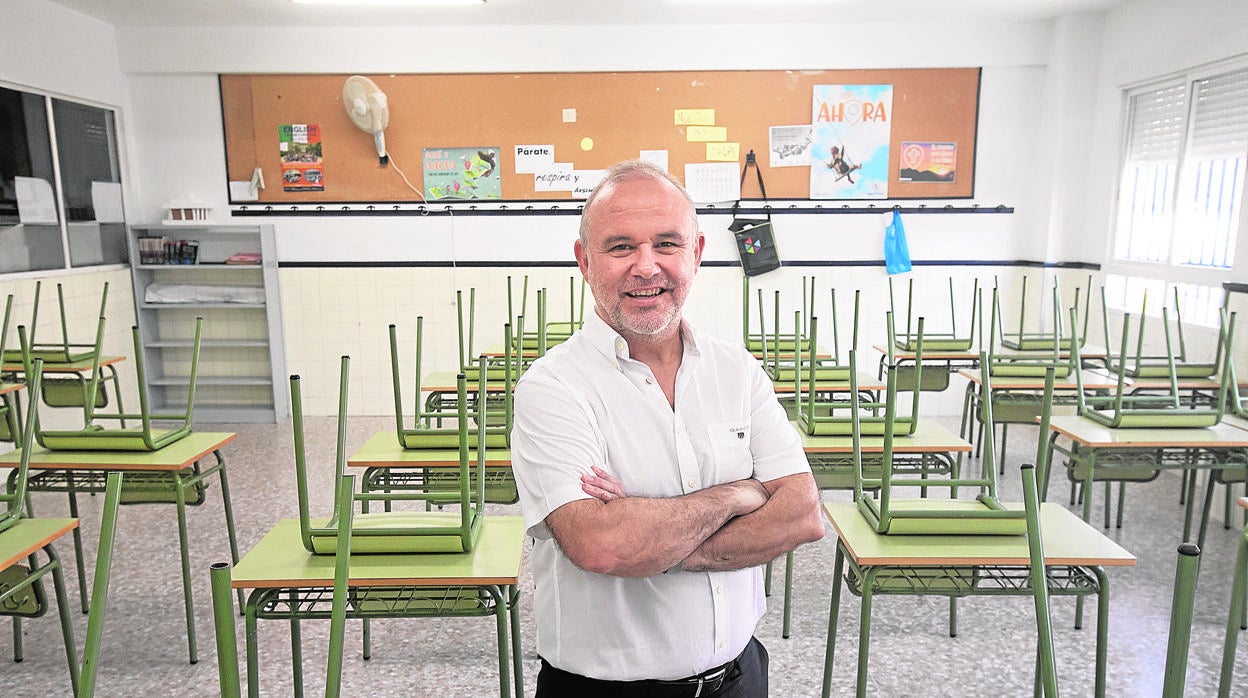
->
xmin=2 ymin=412 xmax=1247 ymax=697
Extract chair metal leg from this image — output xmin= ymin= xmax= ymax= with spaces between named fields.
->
xmin=174 ymin=472 xmax=198 ymax=664
xmin=1163 ymin=543 xmax=1201 ymax=698
xmin=509 ymin=585 xmax=524 ymax=695
xmin=782 ymin=550 xmax=795 ymax=638
xmin=211 ymin=562 xmax=241 ymax=698
xmin=325 ymin=476 xmax=355 ymax=698
xmin=1218 ymin=520 xmax=1248 ymax=697
xmin=79 ymin=471 xmax=124 ymax=698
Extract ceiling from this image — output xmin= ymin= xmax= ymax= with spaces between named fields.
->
xmin=46 ymin=0 xmax=1127 ymax=28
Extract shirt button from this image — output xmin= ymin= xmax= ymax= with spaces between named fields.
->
xmin=715 ymin=585 xmax=723 ymax=595
xmin=687 ymin=478 xmax=697 ymax=488
xmin=645 ymin=378 xmax=653 ymax=385
xmin=718 ymin=641 xmax=725 ymax=650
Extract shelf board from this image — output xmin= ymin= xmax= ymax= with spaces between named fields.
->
xmin=147 ymin=339 xmax=270 ymax=349
xmin=140 ymin=302 xmax=266 ymax=310
xmin=150 ymin=376 xmax=273 ymax=387
xmin=136 ymin=263 xmax=262 ymax=270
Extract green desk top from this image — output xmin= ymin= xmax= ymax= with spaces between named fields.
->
xmin=230 ymin=516 xmax=525 ymax=589
xmin=0 ymin=518 xmax=78 ymax=568
xmin=0 ymin=381 xmax=23 ymax=396
xmin=958 ymin=368 xmax=1121 ymax=391
xmin=795 ymin=419 xmax=972 ymax=454
xmin=823 ymin=502 xmax=1136 ymax=567
xmin=1125 ymin=375 xmax=1248 ymax=391
xmin=422 ymin=371 xmax=513 ymax=393
xmin=1047 ymin=415 xmax=1248 ymax=449
xmin=874 ymin=344 xmax=1110 ymax=361
xmin=772 ymin=371 xmax=886 ymax=394
xmin=348 ymin=431 xmax=512 ymax=467
xmin=2 ymin=355 xmax=126 ymax=373
xmin=1226 ymin=415 xmax=1248 ymax=434
xmin=0 ymin=432 xmax=237 ymax=470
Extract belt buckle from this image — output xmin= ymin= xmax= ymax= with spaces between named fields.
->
xmin=694 ymin=665 xmax=728 ymax=697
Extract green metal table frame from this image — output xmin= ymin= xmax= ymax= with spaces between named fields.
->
xmin=216 ymin=516 xmax=526 ymax=698
xmin=0 ymin=432 xmax=240 ymax=697
xmin=1043 ymin=416 xmax=1248 ymax=541
xmin=1219 ymin=496 xmax=1248 ymax=697
xmin=820 ymin=501 xmax=1135 ymax=698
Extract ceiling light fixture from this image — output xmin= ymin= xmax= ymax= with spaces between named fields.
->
xmin=290 ymin=0 xmax=485 ymax=6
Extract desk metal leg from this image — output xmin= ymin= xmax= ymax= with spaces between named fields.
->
xmin=1218 ymin=523 xmax=1248 ymax=697
xmin=212 ymin=451 xmax=244 ymax=609
xmin=65 ymin=472 xmax=89 ymax=613
xmin=175 ymin=470 xmax=199 ymax=663
xmin=484 ymin=585 xmax=513 ymax=698
xmin=855 ymin=568 xmax=878 ymax=698
xmin=290 ymin=614 xmax=304 ymax=698
xmin=782 ymin=549 xmax=795 ymax=638
xmin=79 ymin=471 xmax=123 ymax=698
xmin=245 ymin=595 xmax=260 ymax=698
xmin=508 ymin=584 xmax=524 ymax=696
xmin=820 ymin=545 xmax=845 ymax=698
xmin=1094 ymin=568 xmax=1110 ymax=698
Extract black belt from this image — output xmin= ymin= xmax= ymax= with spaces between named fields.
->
xmin=538 ymin=652 xmax=742 ymax=697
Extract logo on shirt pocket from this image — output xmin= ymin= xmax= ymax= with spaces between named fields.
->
xmin=706 ymin=422 xmax=751 ymax=474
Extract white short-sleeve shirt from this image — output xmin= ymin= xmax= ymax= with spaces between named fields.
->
xmin=510 ymin=310 xmax=810 ymax=681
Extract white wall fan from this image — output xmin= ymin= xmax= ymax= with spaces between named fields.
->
xmin=343 ymin=75 xmax=391 ymax=166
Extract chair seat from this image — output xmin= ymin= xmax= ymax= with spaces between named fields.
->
xmin=1001 ymin=336 xmax=1077 ymax=351
xmin=1083 ymin=408 xmax=1222 ymax=429
xmin=1110 ymin=362 xmax=1219 ymax=379
xmin=2 ymin=348 xmax=97 ymax=364
xmin=37 ymin=425 xmax=190 ymax=451
xmin=308 ymin=511 xmax=481 ymax=554
xmin=398 ymin=429 xmax=508 ymax=450
xmin=895 ymin=337 xmax=973 ymax=351
xmin=864 ymin=498 xmax=1029 ymax=535
xmin=803 ymin=417 xmax=918 ymax=437
xmin=769 ymin=365 xmax=851 ymax=382
xmin=988 ymin=363 xmax=1073 ymax=378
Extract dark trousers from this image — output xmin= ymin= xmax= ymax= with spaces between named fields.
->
xmin=536 ymin=636 xmax=769 ymax=697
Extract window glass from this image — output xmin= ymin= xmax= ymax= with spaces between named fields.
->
xmin=53 ymin=98 xmax=127 ymax=267
xmin=0 ymin=85 xmax=64 ymax=273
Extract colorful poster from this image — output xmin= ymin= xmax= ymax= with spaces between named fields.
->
xmin=899 ymin=141 xmax=957 ymax=183
xmin=809 ymin=85 xmax=892 ymax=199
xmin=423 ymin=147 xmax=502 ymax=200
xmin=279 ymin=124 xmax=324 ymax=192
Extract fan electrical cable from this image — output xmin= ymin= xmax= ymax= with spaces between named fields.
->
xmin=385 ymin=153 xmax=425 ymax=201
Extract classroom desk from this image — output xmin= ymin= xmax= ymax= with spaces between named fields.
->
xmin=347 ymin=430 xmax=515 ymax=510
xmin=1043 ymin=416 xmax=1248 ymax=539
xmin=820 ymin=501 xmax=1136 ymax=698
xmin=1 ymin=355 xmax=127 ymax=422
xmin=778 ymin=420 xmax=973 ymax=637
xmin=0 ymin=432 xmax=239 ymax=695
xmin=225 ymin=516 xmax=526 ymax=698
xmin=0 ymin=381 xmax=22 ymax=442
xmin=1219 ymin=496 xmax=1248 ymax=696
xmin=420 ymin=370 xmax=514 ymax=419
xmin=0 ymin=516 xmax=79 ymax=693
xmin=957 ymin=368 xmax=1121 ymax=470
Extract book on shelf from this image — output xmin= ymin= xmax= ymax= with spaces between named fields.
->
xmin=225 ymin=252 xmax=262 ymax=265
xmin=137 ymin=236 xmax=199 ymax=264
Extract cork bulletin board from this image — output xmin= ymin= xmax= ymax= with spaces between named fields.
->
xmin=220 ymin=67 xmax=980 ymax=203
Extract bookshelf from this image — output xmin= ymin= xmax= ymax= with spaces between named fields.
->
xmin=128 ymin=223 xmax=287 ymax=422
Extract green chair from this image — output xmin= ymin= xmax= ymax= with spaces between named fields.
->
xmin=742 ymin=276 xmax=811 ymax=354
xmin=23 ymin=317 xmax=203 ymax=451
xmin=298 ymin=355 xmax=487 ymax=555
xmin=853 ymin=348 xmax=1027 ymax=535
xmin=0 ymin=362 xmax=81 ymax=695
xmin=1074 ymin=306 xmax=1229 ymax=429
xmin=0 ymin=295 xmax=19 ymax=444
xmin=998 ymin=273 xmax=1091 ymax=351
xmin=390 ymin=319 xmax=513 ymax=451
xmin=1222 ymin=309 xmax=1247 ymax=420
xmin=987 ymin=283 xmax=1075 ymax=378
xmin=760 ymin=285 xmax=856 ymax=384
xmin=508 ymin=275 xmax=579 ymax=352
xmin=797 ymin=312 xmax=924 ymax=437
xmin=1 ymin=280 xmax=108 ymax=364
xmin=891 ymin=276 xmax=979 ymax=351
xmin=1101 ymin=287 xmax=1222 ymax=379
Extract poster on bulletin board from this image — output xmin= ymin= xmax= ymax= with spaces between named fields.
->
xmin=809 ymin=85 xmax=892 ymax=199
xmin=278 ymin=124 xmax=324 ymax=192
xmin=422 ymin=147 xmax=503 ymax=200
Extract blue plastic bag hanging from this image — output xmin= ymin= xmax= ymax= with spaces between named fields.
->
xmin=883 ymin=209 xmax=912 ymax=275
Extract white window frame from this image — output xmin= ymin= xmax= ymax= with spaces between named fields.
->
xmin=1105 ymin=56 xmax=1248 ymax=327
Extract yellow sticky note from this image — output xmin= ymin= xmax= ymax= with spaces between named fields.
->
xmin=686 ymin=126 xmax=728 ymax=142
xmin=674 ymin=109 xmax=716 ymax=126
xmin=706 ymin=142 xmax=740 ymax=162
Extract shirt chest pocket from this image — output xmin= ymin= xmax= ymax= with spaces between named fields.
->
xmin=704 ymin=421 xmax=752 ymax=477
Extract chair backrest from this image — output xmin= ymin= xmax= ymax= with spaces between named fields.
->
xmin=1220 ymin=309 xmax=1246 ymax=419
xmin=890 ymin=276 xmax=979 ymax=351
xmin=0 ymin=359 xmax=43 ymax=535
xmin=797 ymin=311 xmax=922 ymax=436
